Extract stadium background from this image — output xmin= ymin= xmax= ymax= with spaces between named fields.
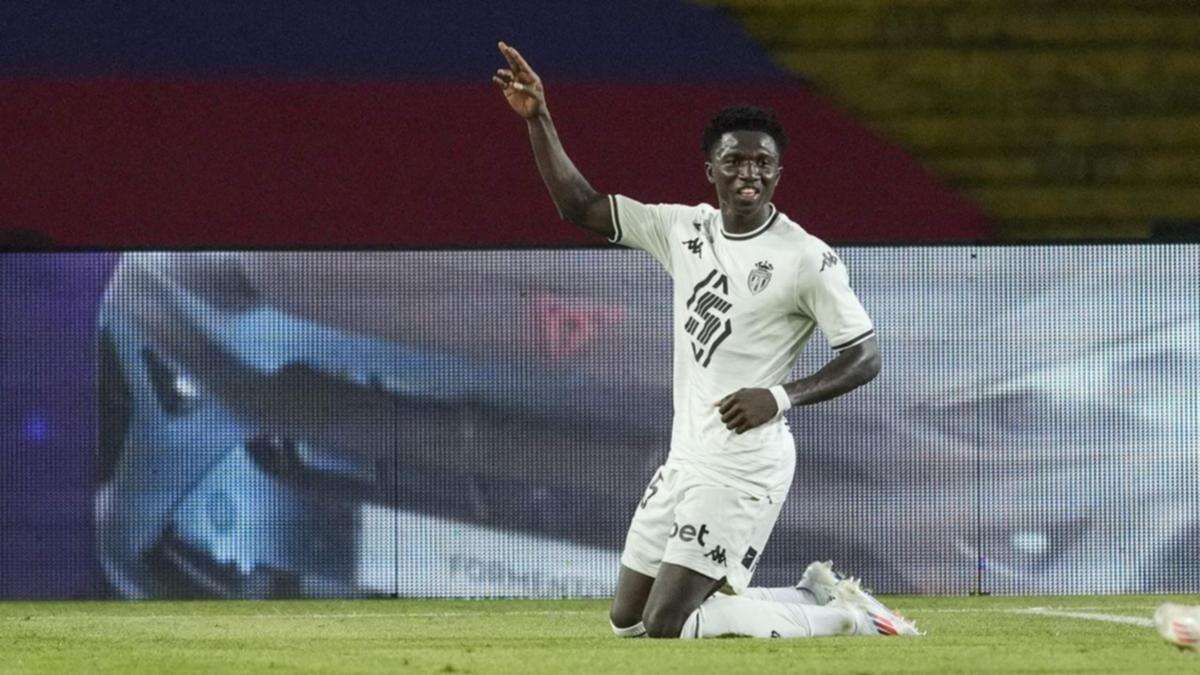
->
xmin=1 ymin=1 xmax=1197 ymax=601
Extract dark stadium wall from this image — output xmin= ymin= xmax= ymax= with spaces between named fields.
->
xmin=0 ymin=2 xmax=990 ymax=247
xmin=0 ymin=254 xmax=118 ymax=599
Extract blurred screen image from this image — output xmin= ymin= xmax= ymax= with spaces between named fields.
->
xmin=2 ymin=247 xmax=1196 ymax=599
xmin=78 ymin=246 xmax=1199 ymax=598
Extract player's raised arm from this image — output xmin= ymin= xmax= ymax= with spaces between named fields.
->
xmin=493 ymin=42 xmax=613 ymax=238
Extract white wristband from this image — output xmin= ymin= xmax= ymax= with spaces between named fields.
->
xmin=768 ymin=385 xmax=792 ymax=414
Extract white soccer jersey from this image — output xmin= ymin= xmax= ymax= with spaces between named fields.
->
xmin=609 ymin=194 xmax=875 ymax=498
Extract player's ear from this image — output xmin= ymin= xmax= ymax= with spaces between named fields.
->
xmin=705 ymin=162 xmax=715 ymax=184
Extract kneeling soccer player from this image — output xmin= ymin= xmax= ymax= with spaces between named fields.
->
xmin=495 ymin=41 xmax=918 ymax=639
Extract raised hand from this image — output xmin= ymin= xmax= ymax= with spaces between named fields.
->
xmin=493 ymin=41 xmax=546 ymax=119
xmin=716 ymin=388 xmax=780 ymax=434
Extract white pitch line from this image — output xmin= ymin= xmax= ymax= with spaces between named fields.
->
xmin=916 ymin=606 xmax=1154 ymax=614
xmin=1009 ymin=608 xmax=1155 ymax=628
xmin=0 ymin=610 xmax=597 ymax=621
xmin=0 ymin=607 xmax=1160 ymax=625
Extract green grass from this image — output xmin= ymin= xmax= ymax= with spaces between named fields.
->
xmin=1 ymin=595 xmax=1196 ymax=673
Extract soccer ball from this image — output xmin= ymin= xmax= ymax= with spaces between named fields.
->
xmin=1155 ymin=603 xmax=1200 ymax=651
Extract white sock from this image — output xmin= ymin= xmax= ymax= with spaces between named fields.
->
xmin=739 ymin=586 xmax=820 ymax=605
xmin=679 ymin=594 xmax=861 ymax=639
xmin=611 ymin=620 xmax=646 ymax=638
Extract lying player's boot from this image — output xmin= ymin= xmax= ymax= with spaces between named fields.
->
xmin=796 ymin=560 xmax=842 ymax=605
xmin=1155 ymin=603 xmax=1200 ymax=651
xmin=831 ymin=577 xmax=921 ymax=636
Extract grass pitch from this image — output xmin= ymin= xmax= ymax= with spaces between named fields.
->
xmin=1 ymin=595 xmax=1194 ymax=673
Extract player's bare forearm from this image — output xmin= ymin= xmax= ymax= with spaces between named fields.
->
xmin=782 ymin=338 xmax=881 ymax=407
xmin=525 ymin=113 xmax=614 ymax=236
xmin=717 ymin=338 xmax=880 ymax=433
xmin=493 ymin=41 xmax=613 ymax=237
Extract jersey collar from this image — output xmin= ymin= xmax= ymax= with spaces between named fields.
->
xmin=720 ymin=204 xmax=779 ymax=241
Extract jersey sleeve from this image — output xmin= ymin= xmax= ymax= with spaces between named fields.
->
xmin=607 ymin=194 xmax=681 ymax=273
xmin=795 ymin=245 xmax=876 ymax=352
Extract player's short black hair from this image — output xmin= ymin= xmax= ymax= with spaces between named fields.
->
xmin=701 ymin=105 xmax=789 ymax=158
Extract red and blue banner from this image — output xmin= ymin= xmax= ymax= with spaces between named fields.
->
xmin=0 ymin=2 xmax=989 ymax=247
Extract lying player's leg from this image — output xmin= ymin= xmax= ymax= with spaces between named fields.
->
xmin=682 ymin=578 xmax=920 ymax=638
xmin=728 ymin=561 xmax=920 ymax=636
xmin=681 ymin=590 xmax=864 ymax=638
xmin=737 ymin=560 xmax=859 ymax=602
xmin=738 ymin=560 xmax=841 ymax=605
xmin=637 ymin=560 xmax=867 ymax=639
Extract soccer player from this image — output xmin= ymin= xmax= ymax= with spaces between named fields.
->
xmin=494 ymin=42 xmax=917 ymax=639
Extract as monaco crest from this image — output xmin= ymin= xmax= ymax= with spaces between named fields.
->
xmin=748 ymin=260 xmax=773 ymax=294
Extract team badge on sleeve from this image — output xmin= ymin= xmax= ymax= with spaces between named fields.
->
xmin=748 ymin=260 xmax=773 ymax=294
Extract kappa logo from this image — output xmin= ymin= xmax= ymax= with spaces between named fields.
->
xmin=748 ymin=260 xmax=773 ymax=294
xmin=704 ymin=546 xmax=727 ymax=566
xmin=819 ymin=250 xmax=840 ymax=272
xmin=683 ymin=237 xmax=704 ymax=258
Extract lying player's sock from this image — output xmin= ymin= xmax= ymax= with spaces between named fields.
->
xmin=739 ymin=560 xmax=840 ymax=606
xmin=610 ymin=621 xmax=647 ymax=638
xmin=678 ymin=593 xmax=860 ymax=639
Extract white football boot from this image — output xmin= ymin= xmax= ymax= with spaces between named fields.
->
xmin=796 ymin=560 xmax=842 ymax=605
xmin=1155 ymin=603 xmax=1200 ymax=651
xmin=831 ymin=577 xmax=921 ymax=637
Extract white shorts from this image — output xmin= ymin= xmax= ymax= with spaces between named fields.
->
xmin=619 ymin=464 xmax=785 ymax=593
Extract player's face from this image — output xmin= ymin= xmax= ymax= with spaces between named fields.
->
xmin=706 ymin=131 xmax=782 ymax=216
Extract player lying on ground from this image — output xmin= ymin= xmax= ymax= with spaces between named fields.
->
xmin=494 ymin=42 xmax=917 ymax=639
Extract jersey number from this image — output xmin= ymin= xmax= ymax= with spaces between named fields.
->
xmin=639 ymin=470 xmax=664 ymax=509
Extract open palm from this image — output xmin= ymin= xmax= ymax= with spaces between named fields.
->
xmin=493 ymin=42 xmax=545 ymax=119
